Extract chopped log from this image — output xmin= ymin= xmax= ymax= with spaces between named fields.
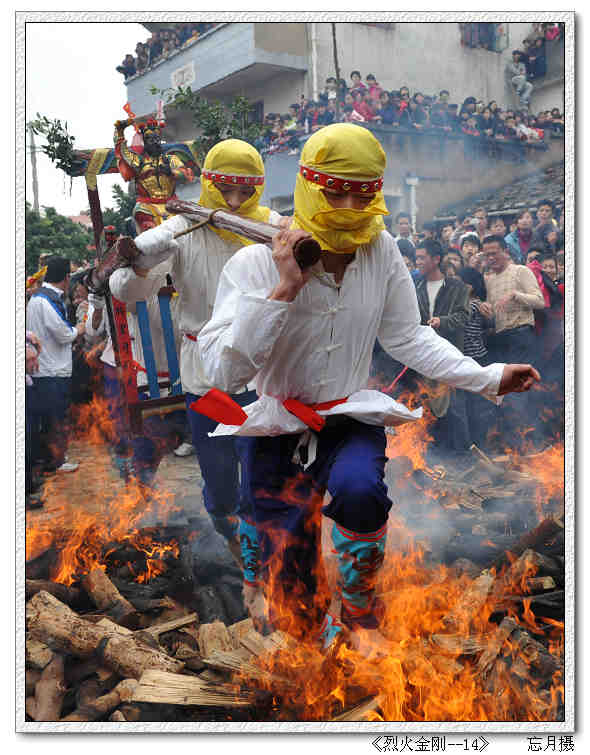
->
xmin=26 ymin=546 xmax=58 ymax=581
xmin=143 ymin=612 xmax=198 ymax=639
xmin=431 ymin=634 xmax=490 ymax=656
xmin=27 ymin=591 xmax=184 ymax=679
xmin=96 ymin=618 xmax=134 ymax=636
xmin=61 ymin=679 xmax=138 ymax=722
xmin=109 ymin=710 xmax=127 ymax=722
xmin=429 ymin=654 xmax=464 ymax=676
xmin=198 ymin=669 xmax=227 ymax=684
xmin=76 ymin=678 xmax=103 ymax=708
xmin=174 ymin=644 xmax=205 ymax=671
xmin=476 ymin=617 xmax=519 ymax=679
xmin=202 ymin=649 xmax=295 ymax=688
xmin=442 ymin=572 xmax=495 ymax=630
xmin=26 ymin=637 xmax=54 ymax=670
xmin=81 ymin=569 xmax=139 ymax=628
xmin=33 ymin=654 xmax=66 ymax=721
xmin=227 ymin=618 xmax=255 ymax=650
xmin=25 ymin=669 xmax=42 ymax=696
xmin=25 ymin=697 xmax=37 ymax=719
xmin=493 ymin=590 xmax=565 ymax=618
xmin=510 ymin=629 xmax=564 ymax=679
xmin=132 ymin=669 xmax=254 ymax=707
xmin=526 ymin=576 xmax=557 ymax=592
xmin=489 ymin=516 xmax=564 ymax=572
xmin=239 ymin=628 xmax=295 ymax=657
xmin=330 ymin=695 xmax=385 ymax=722
xmin=99 ymin=634 xmax=185 ymax=680
xmin=197 ymin=621 xmax=233 ymax=657
xmin=507 ymin=549 xmax=563 ymax=587
xmin=26 ymin=579 xmax=84 ymax=608
xmin=470 ymin=444 xmax=533 ymax=484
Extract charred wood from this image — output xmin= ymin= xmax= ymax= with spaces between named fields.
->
xmin=81 ymin=569 xmax=140 ymax=628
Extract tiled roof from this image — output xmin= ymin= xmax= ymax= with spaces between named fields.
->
xmin=435 ymin=161 xmax=565 ymax=219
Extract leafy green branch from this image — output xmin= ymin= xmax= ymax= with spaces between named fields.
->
xmin=28 ymin=114 xmax=86 ymax=176
xmin=150 ymin=86 xmax=264 ymax=162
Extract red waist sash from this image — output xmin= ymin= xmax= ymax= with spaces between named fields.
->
xmin=190 ymin=387 xmax=348 ymax=432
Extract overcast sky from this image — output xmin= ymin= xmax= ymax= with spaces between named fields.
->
xmin=25 ymin=21 xmax=149 ymax=217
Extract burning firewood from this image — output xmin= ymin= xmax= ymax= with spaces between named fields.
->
xmin=27 ymin=591 xmax=184 ymax=679
xmin=81 ymin=568 xmax=139 ymax=628
xmin=30 ymin=654 xmax=67 ymax=721
xmin=26 ymin=579 xmax=84 ymax=609
xmin=442 ymin=571 xmax=495 ymax=631
xmin=475 ymin=617 xmax=519 ymax=679
xmin=489 ymin=516 xmax=564 ymax=573
xmin=61 ymin=679 xmax=139 ymax=722
xmin=506 ymin=549 xmax=563 ymax=587
xmin=330 ymin=694 xmax=385 ymax=721
xmin=430 ymin=634 xmax=490 ymax=656
xmin=131 ymin=669 xmax=255 ymax=707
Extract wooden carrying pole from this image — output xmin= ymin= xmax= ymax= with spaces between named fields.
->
xmin=166 ymin=199 xmax=322 ymax=269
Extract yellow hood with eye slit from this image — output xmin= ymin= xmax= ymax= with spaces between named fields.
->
xmin=197 ymin=139 xmax=271 ymax=245
xmin=291 ymin=124 xmax=389 ymax=254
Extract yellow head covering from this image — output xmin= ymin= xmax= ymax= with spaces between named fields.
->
xmin=291 ymin=123 xmax=389 ymax=254
xmin=198 ymin=138 xmax=271 ymax=246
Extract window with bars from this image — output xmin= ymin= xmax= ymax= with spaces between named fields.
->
xmin=459 ymin=23 xmax=509 ymax=53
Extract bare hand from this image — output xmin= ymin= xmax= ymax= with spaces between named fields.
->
xmin=269 ymin=228 xmax=314 ymax=302
xmin=498 ymin=364 xmax=541 ymax=395
xmin=277 ymin=216 xmax=293 ymax=230
xmin=495 ymin=292 xmax=514 ymax=313
xmin=26 ymin=332 xmax=41 ymax=353
xmin=478 ymin=301 xmax=494 ymax=319
xmin=428 ymin=316 xmax=441 ymax=329
xmin=76 ymin=322 xmax=86 ymax=337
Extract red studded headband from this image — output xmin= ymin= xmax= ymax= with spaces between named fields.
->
xmin=202 ymin=170 xmax=265 ymax=186
xmin=299 ymin=165 xmax=383 ymax=193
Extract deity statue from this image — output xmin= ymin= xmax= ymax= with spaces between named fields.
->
xmin=114 ymin=117 xmax=195 ymax=232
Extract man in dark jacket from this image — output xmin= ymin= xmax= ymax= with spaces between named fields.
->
xmin=415 ymin=239 xmax=472 ymax=458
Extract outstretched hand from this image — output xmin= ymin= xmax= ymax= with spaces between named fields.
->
xmin=498 ymin=363 xmax=541 ymax=395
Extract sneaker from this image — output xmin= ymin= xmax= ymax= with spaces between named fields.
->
xmin=173 ymin=442 xmax=195 ymax=457
xmin=57 ymin=461 xmax=79 ymax=473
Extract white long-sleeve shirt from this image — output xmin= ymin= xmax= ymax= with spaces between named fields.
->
xmin=26 ymin=283 xmax=78 ymax=378
xmin=198 ymin=231 xmax=505 ymax=436
xmin=109 ymin=211 xmax=280 ymax=396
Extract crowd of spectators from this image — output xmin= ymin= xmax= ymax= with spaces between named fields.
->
xmin=116 ymin=23 xmax=220 ymax=80
xmin=254 ymin=69 xmax=564 ymax=159
xmin=373 ymin=196 xmax=565 ymax=460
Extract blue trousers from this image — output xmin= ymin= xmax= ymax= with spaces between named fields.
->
xmin=185 ymin=390 xmax=257 ymax=541
xmin=103 ymin=366 xmax=183 ymax=485
xmin=28 ymin=376 xmax=72 ymax=470
xmin=245 ymin=418 xmax=391 ymax=621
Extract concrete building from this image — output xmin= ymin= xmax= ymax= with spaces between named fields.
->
xmin=121 ymin=21 xmax=565 ymax=226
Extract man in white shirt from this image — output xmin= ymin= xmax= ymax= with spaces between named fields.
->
xmin=26 ymin=256 xmax=85 ymax=474
xmin=109 ymin=139 xmax=282 ymax=576
xmin=137 ymin=125 xmax=541 ymax=655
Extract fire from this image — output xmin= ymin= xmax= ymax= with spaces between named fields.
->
xmin=26 ymin=395 xmax=181 ymax=586
xmin=239 ymin=543 xmax=563 ymax=721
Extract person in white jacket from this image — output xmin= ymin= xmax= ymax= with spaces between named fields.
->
xmin=109 ymin=139 xmax=282 ymax=573
xmin=194 ymin=124 xmax=541 ymax=655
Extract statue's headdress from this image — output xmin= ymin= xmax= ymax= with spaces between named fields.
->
xmin=136 ymin=118 xmax=165 ymax=137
